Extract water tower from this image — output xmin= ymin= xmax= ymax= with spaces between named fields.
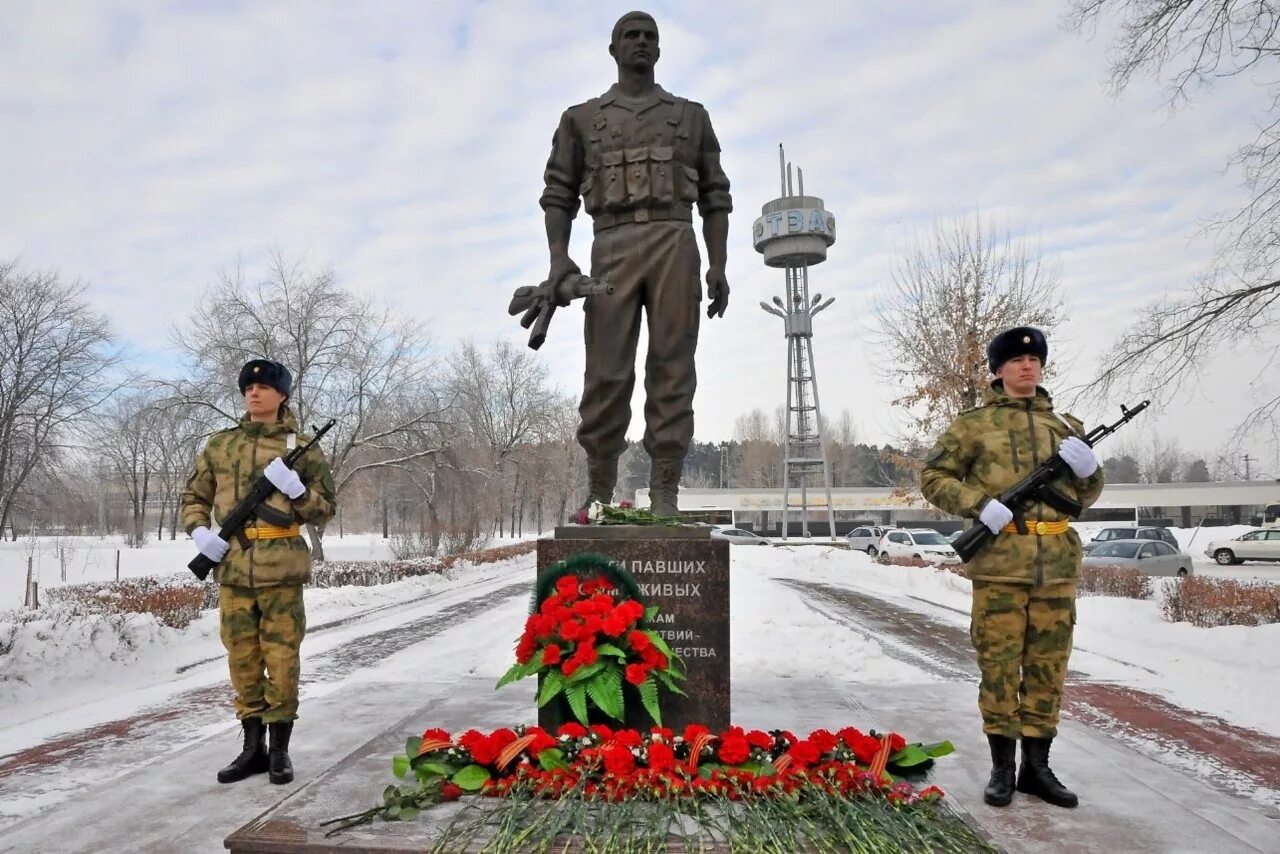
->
xmin=754 ymin=145 xmax=837 ymax=541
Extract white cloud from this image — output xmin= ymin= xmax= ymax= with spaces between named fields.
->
xmin=0 ymin=0 xmax=1271 ymax=469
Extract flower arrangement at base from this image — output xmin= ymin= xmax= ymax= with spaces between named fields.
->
xmin=574 ymin=499 xmax=685 ymax=526
xmin=321 ymin=723 xmax=990 ymax=852
xmin=497 ymin=554 xmax=686 ymax=726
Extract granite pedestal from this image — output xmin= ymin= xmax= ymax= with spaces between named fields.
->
xmin=538 ymin=525 xmax=730 ymax=732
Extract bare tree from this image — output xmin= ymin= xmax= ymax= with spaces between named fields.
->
xmin=167 ymin=252 xmax=447 ymax=559
xmin=0 ymin=261 xmax=122 ymax=536
xmin=871 ymin=214 xmax=1065 ymax=439
xmin=1067 ymin=2 xmax=1280 ymax=445
xmin=449 ymin=339 xmax=558 ymax=536
xmin=96 ymin=389 xmax=160 ymax=548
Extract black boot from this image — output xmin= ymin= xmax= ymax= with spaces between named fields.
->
xmin=1016 ymin=736 xmax=1078 ymax=807
xmin=983 ymin=734 xmax=1017 ymax=806
xmin=217 ymin=717 xmax=268 ymax=784
xmin=268 ymin=721 xmax=294 ymax=785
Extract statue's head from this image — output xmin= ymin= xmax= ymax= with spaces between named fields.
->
xmin=609 ymin=11 xmax=659 ymax=73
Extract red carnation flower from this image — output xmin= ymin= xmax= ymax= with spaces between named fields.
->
xmin=850 ymin=734 xmax=882 ymax=765
xmin=527 ymin=728 xmax=557 ymax=755
xmin=562 ymin=659 xmax=580 ymax=677
xmin=650 ymin=726 xmax=674 ymax=741
xmin=627 ymin=630 xmax=651 ymax=651
xmin=421 ymin=728 xmax=451 ymax=744
xmin=683 ymin=724 xmax=710 ymax=743
xmin=718 ymin=734 xmax=750 ymax=765
xmin=622 ymin=600 xmax=645 ymax=622
xmin=558 ymin=722 xmax=587 ymax=739
xmin=575 ymin=643 xmax=599 ymax=666
xmin=490 ymin=728 xmax=517 ymax=751
xmin=602 ymin=614 xmax=627 ymax=637
xmin=838 ymin=726 xmax=863 ymax=747
xmin=541 ymin=644 xmax=562 ymax=666
xmin=641 ymin=647 xmax=668 ymax=669
xmin=440 ymin=782 xmax=463 ymax=802
xmin=592 ymin=593 xmax=614 ymax=614
xmin=646 ymin=740 xmax=675 ymax=773
xmin=572 ymin=598 xmax=595 ymax=618
xmin=590 ymin=724 xmax=614 ymax=740
xmin=582 ymin=614 xmax=603 ymax=636
xmin=888 ymin=733 xmax=907 ymax=753
xmin=556 ymin=575 xmax=580 ymax=598
xmin=461 ymin=731 xmax=498 ymax=765
xmin=625 ymin=663 xmax=648 ymax=685
xmin=602 ymin=744 xmax=635 ymax=776
xmin=614 ymin=729 xmax=642 ymax=748
xmin=810 ymin=729 xmax=839 ymax=754
xmin=789 ymin=741 xmax=820 ymax=768
xmin=746 ymin=730 xmax=772 ymax=750
xmin=559 ymin=620 xmax=584 ymax=642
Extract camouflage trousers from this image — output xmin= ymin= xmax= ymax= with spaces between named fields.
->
xmin=219 ymin=584 xmax=306 ymax=723
xmin=969 ymin=579 xmax=1076 ymax=739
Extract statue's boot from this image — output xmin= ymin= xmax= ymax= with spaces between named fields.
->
xmin=573 ymin=457 xmax=618 ymax=518
xmin=648 ymin=458 xmax=683 ymax=517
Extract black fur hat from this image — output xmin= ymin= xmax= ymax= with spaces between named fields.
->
xmin=987 ymin=326 xmax=1048 ymax=374
xmin=238 ymin=359 xmax=292 ymax=398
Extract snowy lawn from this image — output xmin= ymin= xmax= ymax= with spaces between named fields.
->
xmin=743 ymin=542 xmax=1280 ymax=739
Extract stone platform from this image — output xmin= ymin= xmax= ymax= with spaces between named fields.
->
xmin=224 ymin=678 xmax=1280 ymax=853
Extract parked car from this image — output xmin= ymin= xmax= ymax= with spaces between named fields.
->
xmin=876 ymin=528 xmax=960 ymax=565
xmin=845 ymin=526 xmax=887 ymax=554
xmin=710 ymin=527 xmax=771 ymax=546
xmin=1082 ymin=526 xmax=1179 ymax=555
xmin=1203 ymin=529 xmax=1280 ymax=565
xmin=1082 ymin=539 xmax=1193 ymax=577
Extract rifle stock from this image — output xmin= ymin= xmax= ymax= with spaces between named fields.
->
xmin=187 ymin=419 xmax=336 ymax=581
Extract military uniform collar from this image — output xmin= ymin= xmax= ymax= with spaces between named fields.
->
xmin=238 ymin=405 xmax=301 ymax=436
xmin=597 ymin=83 xmax=676 ymax=113
xmin=984 ymin=381 xmax=1053 ymax=410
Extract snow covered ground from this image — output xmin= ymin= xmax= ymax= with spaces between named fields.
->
xmin=2 ymin=532 xmax=1279 ymax=845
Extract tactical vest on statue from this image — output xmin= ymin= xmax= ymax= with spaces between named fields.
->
xmin=580 ymin=94 xmax=701 ymax=226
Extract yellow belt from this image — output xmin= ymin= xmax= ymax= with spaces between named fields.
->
xmin=243 ymin=523 xmax=302 ymax=541
xmin=1001 ymin=519 xmax=1071 ymax=536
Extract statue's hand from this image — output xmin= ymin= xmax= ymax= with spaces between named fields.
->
xmin=706 ymin=266 xmax=729 ymax=319
xmin=548 ymin=256 xmax=581 ymax=307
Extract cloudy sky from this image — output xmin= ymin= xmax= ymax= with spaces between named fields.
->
xmin=2 ymin=1 xmax=1275 ymax=477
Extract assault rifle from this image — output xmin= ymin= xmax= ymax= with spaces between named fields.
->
xmin=951 ymin=401 xmax=1149 ymax=563
xmin=508 ymin=274 xmax=615 ymax=350
xmin=187 ymin=419 xmax=336 ymax=581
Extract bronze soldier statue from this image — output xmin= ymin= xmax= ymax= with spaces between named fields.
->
xmin=538 ymin=10 xmax=732 ymax=516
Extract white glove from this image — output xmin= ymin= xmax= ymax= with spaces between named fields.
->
xmin=192 ymin=526 xmax=229 ymax=561
xmin=1058 ymin=436 xmax=1098 ymax=479
xmin=264 ymin=457 xmax=306 ymax=499
xmin=979 ymin=500 xmax=1014 ymax=535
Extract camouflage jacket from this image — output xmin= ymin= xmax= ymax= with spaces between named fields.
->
xmin=920 ymin=383 xmax=1105 ymax=585
xmin=180 ymin=407 xmax=336 ymax=587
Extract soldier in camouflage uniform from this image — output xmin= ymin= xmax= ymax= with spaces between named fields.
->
xmin=181 ymin=359 xmax=336 ymax=785
xmin=920 ymin=327 xmax=1104 ymax=809
xmin=540 ymin=11 xmax=732 ymax=515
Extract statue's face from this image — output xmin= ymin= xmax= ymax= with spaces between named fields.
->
xmin=610 ymin=18 xmax=659 ymax=72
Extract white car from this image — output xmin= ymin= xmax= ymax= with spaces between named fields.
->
xmin=876 ymin=528 xmax=960 ymax=565
xmin=710 ymin=527 xmax=771 ymax=546
xmin=845 ymin=525 xmax=887 ymax=554
xmin=1203 ymin=529 xmax=1280 ymax=565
